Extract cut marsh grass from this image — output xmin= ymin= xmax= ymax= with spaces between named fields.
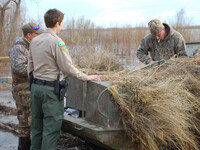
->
xmin=72 ymin=49 xmax=123 ymax=73
xmin=109 ymin=57 xmax=200 ymax=150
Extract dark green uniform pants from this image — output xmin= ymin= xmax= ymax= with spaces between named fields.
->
xmin=30 ymin=83 xmax=64 ymax=150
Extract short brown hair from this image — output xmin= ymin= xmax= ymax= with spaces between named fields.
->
xmin=44 ymin=9 xmax=64 ymax=28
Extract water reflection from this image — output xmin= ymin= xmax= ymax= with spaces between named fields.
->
xmin=70 ymin=45 xmax=145 ymax=71
xmin=118 ymin=52 xmax=145 ymax=70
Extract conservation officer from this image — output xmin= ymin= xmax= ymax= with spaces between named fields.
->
xmin=28 ymin=9 xmax=101 ymax=150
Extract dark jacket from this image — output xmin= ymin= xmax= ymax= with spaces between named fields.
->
xmin=137 ymin=23 xmax=187 ymax=64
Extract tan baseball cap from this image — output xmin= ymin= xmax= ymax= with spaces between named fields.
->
xmin=22 ymin=22 xmax=43 ymax=35
xmin=148 ymin=19 xmax=164 ymax=36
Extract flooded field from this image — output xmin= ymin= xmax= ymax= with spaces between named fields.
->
xmin=0 ymin=130 xmax=18 ymax=150
xmin=0 ymin=91 xmax=18 ymax=150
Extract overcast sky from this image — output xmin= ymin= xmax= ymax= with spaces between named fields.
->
xmin=25 ymin=0 xmax=200 ymax=27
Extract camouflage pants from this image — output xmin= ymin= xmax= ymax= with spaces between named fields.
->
xmin=12 ymin=82 xmax=31 ymax=137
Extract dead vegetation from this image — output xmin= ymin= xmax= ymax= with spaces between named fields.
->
xmin=0 ymin=122 xmax=19 ymax=135
xmin=71 ymin=47 xmax=200 ymax=149
xmin=0 ymin=0 xmax=23 ymax=56
xmin=0 ymin=4 xmax=199 ymax=58
xmin=108 ymin=57 xmax=200 ymax=150
xmin=71 ymin=48 xmax=123 ymax=73
xmin=0 ymin=104 xmax=17 ymax=115
xmin=0 ymin=104 xmax=19 ymax=135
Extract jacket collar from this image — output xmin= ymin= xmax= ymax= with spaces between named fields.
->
xmin=44 ymin=28 xmax=57 ymax=35
xmin=22 ymin=37 xmax=30 ymax=47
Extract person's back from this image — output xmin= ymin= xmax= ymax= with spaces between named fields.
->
xmin=29 ymin=31 xmax=60 ymax=81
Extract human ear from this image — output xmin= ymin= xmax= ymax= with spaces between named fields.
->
xmin=26 ymin=33 xmax=31 ymax=38
xmin=55 ymin=22 xmax=59 ymax=27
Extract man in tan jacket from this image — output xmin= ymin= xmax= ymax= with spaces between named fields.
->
xmin=28 ymin=9 xmax=100 ymax=150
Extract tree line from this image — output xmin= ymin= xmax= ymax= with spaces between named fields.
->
xmin=0 ymin=1 xmax=199 ymax=57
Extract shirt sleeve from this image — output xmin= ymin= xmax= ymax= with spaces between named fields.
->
xmin=55 ymin=40 xmax=88 ymax=81
xmin=174 ymin=33 xmax=188 ymax=57
xmin=9 ymin=45 xmax=28 ymax=76
xmin=28 ymin=45 xmax=34 ymax=76
xmin=137 ymin=38 xmax=152 ymax=64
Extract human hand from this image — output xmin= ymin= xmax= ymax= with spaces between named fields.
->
xmin=88 ymin=75 xmax=101 ymax=81
xmin=148 ymin=59 xmax=154 ymax=64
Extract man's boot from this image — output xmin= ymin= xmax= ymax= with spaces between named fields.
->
xmin=18 ymin=136 xmax=31 ymax=150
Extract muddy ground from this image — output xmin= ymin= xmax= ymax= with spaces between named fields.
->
xmin=0 ymin=91 xmax=103 ymax=150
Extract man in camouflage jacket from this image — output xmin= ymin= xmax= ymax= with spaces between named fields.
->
xmin=9 ymin=23 xmax=42 ymax=150
xmin=137 ymin=19 xmax=187 ymax=64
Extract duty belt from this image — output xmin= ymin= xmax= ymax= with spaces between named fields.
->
xmin=33 ymin=78 xmax=56 ymax=88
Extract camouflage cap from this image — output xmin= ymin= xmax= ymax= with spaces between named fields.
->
xmin=22 ymin=22 xmax=43 ymax=35
xmin=148 ymin=19 xmax=164 ymax=36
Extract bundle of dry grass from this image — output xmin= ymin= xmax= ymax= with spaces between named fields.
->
xmin=71 ymin=49 xmax=123 ymax=72
xmin=109 ymin=57 xmax=200 ymax=150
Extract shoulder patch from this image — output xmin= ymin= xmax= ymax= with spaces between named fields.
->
xmin=58 ymin=41 xmax=67 ymax=50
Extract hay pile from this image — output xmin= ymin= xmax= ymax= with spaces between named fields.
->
xmin=72 ymin=49 xmax=123 ymax=72
xmin=108 ymin=57 xmax=200 ymax=150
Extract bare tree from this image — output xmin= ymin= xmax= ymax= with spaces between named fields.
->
xmin=7 ymin=0 xmax=21 ymax=44
xmin=0 ymin=0 xmax=13 ymax=43
xmin=168 ymin=8 xmax=194 ymax=42
xmin=173 ymin=8 xmax=192 ymax=27
xmin=0 ymin=0 xmax=22 ymax=56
